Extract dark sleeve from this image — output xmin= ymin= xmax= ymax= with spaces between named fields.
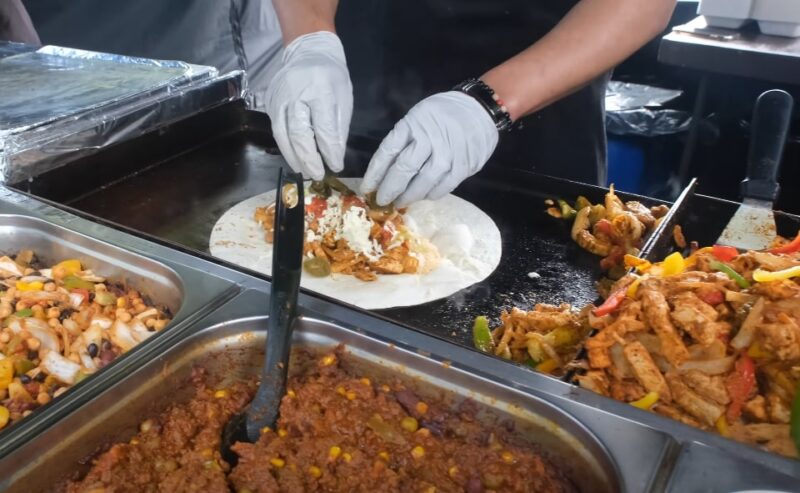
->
xmin=0 ymin=0 xmax=41 ymax=45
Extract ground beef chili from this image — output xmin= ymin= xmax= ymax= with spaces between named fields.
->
xmin=65 ymin=352 xmax=577 ymax=493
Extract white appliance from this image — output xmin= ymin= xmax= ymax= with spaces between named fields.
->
xmin=753 ymin=0 xmax=800 ymax=37
xmin=698 ymin=0 xmax=754 ymax=29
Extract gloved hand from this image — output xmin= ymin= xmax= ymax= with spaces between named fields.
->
xmin=266 ymin=31 xmax=353 ymax=180
xmin=361 ymin=91 xmax=499 ymax=207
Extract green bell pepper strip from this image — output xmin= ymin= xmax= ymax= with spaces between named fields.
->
xmin=557 ymin=200 xmax=577 ymax=220
xmin=63 ymin=275 xmax=95 ymax=291
xmin=13 ymin=308 xmax=32 ymax=318
xmin=472 ymin=316 xmax=494 ymax=353
xmin=709 ymin=261 xmax=751 ymax=289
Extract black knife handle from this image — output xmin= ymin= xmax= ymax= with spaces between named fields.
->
xmin=246 ymin=168 xmax=305 ymax=440
xmin=742 ymin=89 xmax=794 ymax=203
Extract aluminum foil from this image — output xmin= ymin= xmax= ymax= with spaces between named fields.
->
xmin=0 ymin=44 xmax=247 ymax=184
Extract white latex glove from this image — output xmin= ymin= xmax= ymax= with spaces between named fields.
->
xmin=266 ymin=31 xmax=353 ymax=180
xmin=361 ymin=91 xmax=499 ymax=207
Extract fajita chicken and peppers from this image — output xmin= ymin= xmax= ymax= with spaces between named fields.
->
xmin=477 ymin=187 xmax=800 ymax=459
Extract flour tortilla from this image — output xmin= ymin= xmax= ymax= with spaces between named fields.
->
xmin=209 ymin=178 xmax=501 ymax=309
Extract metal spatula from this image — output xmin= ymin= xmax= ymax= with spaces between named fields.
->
xmin=717 ymin=89 xmax=794 ymax=251
xmin=221 ymin=168 xmax=304 ymax=466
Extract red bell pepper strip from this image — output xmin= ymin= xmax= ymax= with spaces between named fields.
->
xmin=70 ymin=288 xmax=90 ymax=306
xmin=712 ymin=245 xmax=739 ymax=262
xmin=726 ymin=354 xmax=756 ymax=422
xmin=594 ymin=219 xmax=614 ymax=239
xmin=770 ymin=232 xmax=800 ymax=254
xmin=593 ymin=288 xmax=627 ymax=317
xmin=698 ymin=289 xmax=725 ymax=306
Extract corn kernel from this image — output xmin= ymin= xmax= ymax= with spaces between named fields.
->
xmin=201 ymin=448 xmax=213 ymax=458
xmin=415 ymin=402 xmax=428 ymax=415
xmin=214 ymin=389 xmax=229 ymax=399
xmin=448 ymin=466 xmax=459 ymax=478
xmin=345 ymin=391 xmax=357 ymax=401
xmin=400 ymin=417 xmax=419 ymax=433
xmin=308 ymin=465 xmax=322 ymax=478
xmin=139 ymin=419 xmax=153 ymax=433
xmin=329 ymin=446 xmax=342 ymax=460
xmin=425 ymin=487 xmax=436 ymax=493
xmin=411 ymin=446 xmax=425 ymax=460
xmin=287 ymin=389 xmax=296 ymax=398
xmin=116 ymin=297 xmax=127 ymax=308
xmin=278 ymin=428 xmax=288 ymax=438
xmin=336 ymin=386 xmax=346 ymax=396
xmin=342 ymin=452 xmax=352 ymax=463
xmin=377 ymin=451 xmax=390 ymax=461
xmin=270 ymin=457 xmax=285 ymax=468
xmin=500 ymin=451 xmax=515 ymax=464
xmin=360 ymin=378 xmax=371 ymax=386
xmin=380 ymin=385 xmax=391 ymax=393
xmin=129 ymin=438 xmax=140 ymax=445
xmin=261 ymin=426 xmax=272 ymax=435
xmin=320 ymin=354 xmax=336 ymax=366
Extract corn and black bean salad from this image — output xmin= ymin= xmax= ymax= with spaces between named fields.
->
xmin=0 ymin=251 xmax=171 ymax=430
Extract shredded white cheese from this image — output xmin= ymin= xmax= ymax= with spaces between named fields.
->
xmin=306 ymin=191 xmax=385 ymax=262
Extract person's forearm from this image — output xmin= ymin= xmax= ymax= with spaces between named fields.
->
xmin=482 ymin=0 xmax=676 ymax=121
xmin=272 ymin=0 xmax=339 ymax=45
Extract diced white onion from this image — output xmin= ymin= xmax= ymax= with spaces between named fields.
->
xmin=42 ymin=351 xmax=81 ymax=384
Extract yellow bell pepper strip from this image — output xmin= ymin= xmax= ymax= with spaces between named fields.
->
xmin=709 ymin=261 xmax=751 ymax=289
xmin=0 ymin=359 xmax=13 ymax=390
xmin=535 ymin=359 xmax=559 ymax=374
xmin=55 ymin=259 xmax=82 ymax=275
xmin=593 ymin=287 xmax=627 ymax=317
xmin=630 ymin=392 xmax=660 ymax=410
xmin=712 ymin=245 xmax=739 ymax=262
xmin=472 ymin=316 xmax=494 ymax=353
xmin=0 ymin=406 xmax=8 ymax=430
xmin=624 ymin=255 xmax=652 ymax=273
xmin=791 ymin=383 xmax=800 ymax=454
xmin=627 ymin=276 xmax=645 ymax=298
xmin=747 ymin=341 xmax=771 ymax=359
xmin=753 ymin=266 xmax=800 ymax=283
xmin=15 ymin=281 xmax=43 ymax=292
xmin=770 ymin=232 xmax=800 ymax=254
xmin=660 ymin=252 xmax=685 ymax=276
xmin=715 ymin=415 xmax=730 ymax=437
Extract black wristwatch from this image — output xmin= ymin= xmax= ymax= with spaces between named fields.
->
xmin=453 ymin=78 xmax=514 ymax=132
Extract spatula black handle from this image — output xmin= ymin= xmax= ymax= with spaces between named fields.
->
xmin=742 ymin=89 xmax=794 ymax=203
xmin=245 ymin=168 xmax=304 ymax=440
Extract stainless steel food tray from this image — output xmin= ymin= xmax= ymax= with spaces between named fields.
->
xmin=0 ymin=211 xmax=243 ymax=458
xmin=1 ymin=289 xmax=675 ymax=493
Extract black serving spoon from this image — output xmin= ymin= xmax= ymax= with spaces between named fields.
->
xmin=221 ymin=168 xmax=305 ymax=466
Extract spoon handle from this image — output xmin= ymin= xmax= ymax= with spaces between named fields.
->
xmin=245 ymin=168 xmax=305 ymax=440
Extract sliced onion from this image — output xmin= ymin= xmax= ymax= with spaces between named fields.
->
xmin=37 ymin=269 xmax=53 ymax=279
xmin=77 ymin=272 xmax=106 ymax=283
xmin=89 ymin=316 xmax=113 ymax=330
xmin=134 ymin=308 xmax=159 ymax=321
xmin=0 ymin=257 xmax=24 ymax=278
xmin=82 ymin=324 xmax=103 ymax=350
xmin=678 ymin=356 xmax=736 ymax=375
xmin=731 ymin=297 xmax=765 ymax=350
xmin=23 ymin=318 xmax=59 ymax=353
xmin=19 ymin=275 xmax=49 ymax=283
xmin=69 ymin=292 xmax=85 ymax=308
xmin=609 ymin=343 xmax=633 ymax=378
xmin=129 ymin=320 xmax=154 ymax=343
xmin=110 ymin=320 xmax=137 ymax=352
xmin=688 ymin=340 xmax=727 ymax=360
xmin=79 ymin=349 xmax=97 ymax=371
xmin=42 ymin=350 xmax=81 ymax=384
xmin=7 ymin=319 xmax=22 ymax=334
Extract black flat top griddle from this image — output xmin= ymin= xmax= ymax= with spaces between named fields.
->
xmin=14 ymin=101 xmax=800 ymax=349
